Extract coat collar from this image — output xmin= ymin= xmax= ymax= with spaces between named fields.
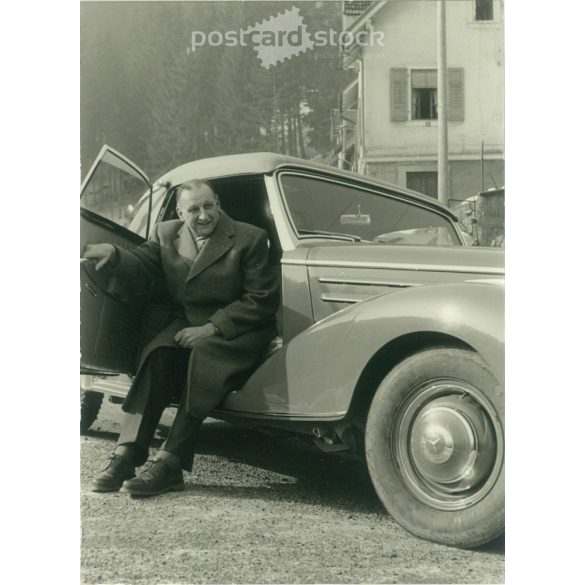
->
xmin=174 ymin=222 xmax=198 ymax=266
xmin=174 ymin=212 xmax=236 ymax=282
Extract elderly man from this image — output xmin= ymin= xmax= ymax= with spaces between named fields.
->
xmin=83 ymin=179 xmax=279 ymax=496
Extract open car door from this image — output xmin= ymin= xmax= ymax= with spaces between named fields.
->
xmin=80 ymin=145 xmax=152 ymax=375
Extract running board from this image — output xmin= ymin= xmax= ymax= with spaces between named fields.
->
xmin=82 ymin=375 xmax=133 ymax=399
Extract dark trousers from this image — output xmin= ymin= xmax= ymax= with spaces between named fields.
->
xmin=116 ymin=347 xmax=203 ymax=471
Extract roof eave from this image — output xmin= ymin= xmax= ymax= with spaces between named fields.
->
xmin=342 ymin=0 xmax=389 ymax=55
xmin=346 ymin=0 xmax=389 ymax=32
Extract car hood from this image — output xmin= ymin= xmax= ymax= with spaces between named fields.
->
xmin=304 ymin=242 xmax=504 ymax=276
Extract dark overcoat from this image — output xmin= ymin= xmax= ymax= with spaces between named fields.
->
xmin=110 ymin=212 xmax=279 ymax=417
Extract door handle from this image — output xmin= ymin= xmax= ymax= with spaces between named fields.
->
xmin=84 ymin=283 xmax=98 ymax=297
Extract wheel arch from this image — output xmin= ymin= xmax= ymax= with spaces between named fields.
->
xmin=346 ymin=331 xmax=474 ymax=428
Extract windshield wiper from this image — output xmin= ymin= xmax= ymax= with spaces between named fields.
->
xmin=298 ymin=229 xmax=362 ymax=242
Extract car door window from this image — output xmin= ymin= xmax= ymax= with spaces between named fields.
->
xmin=81 ymin=148 xmax=151 ymax=238
xmin=80 ymin=146 xmax=153 ymax=375
xmin=279 ymin=173 xmax=460 ymax=246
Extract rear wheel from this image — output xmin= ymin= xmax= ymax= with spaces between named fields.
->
xmin=80 ymin=390 xmax=103 ymax=434
xmin=365 ymin=348 xmax=504 ymax=548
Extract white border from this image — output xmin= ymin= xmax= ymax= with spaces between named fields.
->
xmin=4 ymin=1 xmax=585 ymax=583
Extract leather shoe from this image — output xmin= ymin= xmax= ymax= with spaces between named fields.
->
xmin=91 ymin=455 xmax=136 ymax=492
xmin=120 ymin=459 xmax=184 ymax=497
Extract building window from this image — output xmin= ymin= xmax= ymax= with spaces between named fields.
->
xmin=391 ymin=67 xmax=464 ymax=122
xmin=411 ymin=70 xmax=437 ymax=120
xmin=475 ymin=0 xmax=494 ymax=21
xmin=407 ymin=171 xmax=438 ymax=199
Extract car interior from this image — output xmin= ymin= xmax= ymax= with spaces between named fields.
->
xmin=159 ymin=175 xmax=283 ymax=267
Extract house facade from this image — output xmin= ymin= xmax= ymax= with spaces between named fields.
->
xmin=338 ymin=0 xmax=504 ymax=204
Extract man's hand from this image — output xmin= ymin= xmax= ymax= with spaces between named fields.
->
xmin=174 ymin=323 xmax=216 ymax=349
xmin=83 ymin=243 xmax=116 ymax=271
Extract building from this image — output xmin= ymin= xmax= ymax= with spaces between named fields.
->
xmin=337 ymin=0 xmax=504 ymax=205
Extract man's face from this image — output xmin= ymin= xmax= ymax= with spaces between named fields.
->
xmin=176 ymin=185 xmax=220 ymax=237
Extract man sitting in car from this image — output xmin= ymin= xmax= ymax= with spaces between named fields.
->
xmin=83 ymin=179 xmax=279 ymax=496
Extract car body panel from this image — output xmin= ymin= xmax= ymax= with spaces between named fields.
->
xmin=303 ymin=242 xmax=503 ymax=322
xmin=280 ymin=248 xmax=313 ymax=342
xmin=80 ymin=214 xmax=150 ymax=374
xmin=218 ymin=281 xmax=504 ymax=419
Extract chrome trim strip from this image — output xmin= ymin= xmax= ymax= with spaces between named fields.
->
xmin=320 ymin=295 xmax=359 ymax=304
xmin=213 ymin=408 xmax=346 ymax=421
xmin=464 ymin=278 xmax=505 ymax=286
xmin=318 ymin=277 xmax=419 ymax=288
xmin=281 ymin=259 xmax=308 ymax=266
xmin=282 ymin=258 xmax=504 ymax=275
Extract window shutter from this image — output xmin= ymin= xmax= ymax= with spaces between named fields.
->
xmin=447 ymin=68 xmax=465 ymax=121
xmin=390 ymin=68 xmax=408 ymax=121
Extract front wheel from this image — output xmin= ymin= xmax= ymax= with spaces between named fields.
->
xmin=365 ymin=348 xmax=504 ymax=548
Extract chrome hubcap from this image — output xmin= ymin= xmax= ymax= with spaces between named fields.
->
xmin=394 ymin=380 xmax=503 ymax=510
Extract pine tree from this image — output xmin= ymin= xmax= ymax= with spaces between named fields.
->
xmin=81 ymin=0 xmax=352 ymax=174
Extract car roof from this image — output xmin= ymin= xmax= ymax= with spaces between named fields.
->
xmin=157 ymin=152 xmax=457 ymax=220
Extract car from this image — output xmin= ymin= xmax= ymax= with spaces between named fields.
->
xmin=80 ymin=145 xmax=504 ymax=548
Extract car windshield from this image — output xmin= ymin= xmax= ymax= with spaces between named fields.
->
xmin=279 ymin=174 xmax=460 ymax=246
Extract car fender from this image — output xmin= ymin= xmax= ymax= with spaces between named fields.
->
xmin=222 ymin=281 xmax=504 ymax=419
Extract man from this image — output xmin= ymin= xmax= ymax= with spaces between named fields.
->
xmin=83 ymin=179 xmax=279 ymax=496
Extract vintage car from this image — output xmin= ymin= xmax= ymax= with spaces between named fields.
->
xmin=80 ymin=145 xmax=504 ymax=549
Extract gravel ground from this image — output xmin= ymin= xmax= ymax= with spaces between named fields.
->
xmin=81 ymin=399 xmax=504 ymax=584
